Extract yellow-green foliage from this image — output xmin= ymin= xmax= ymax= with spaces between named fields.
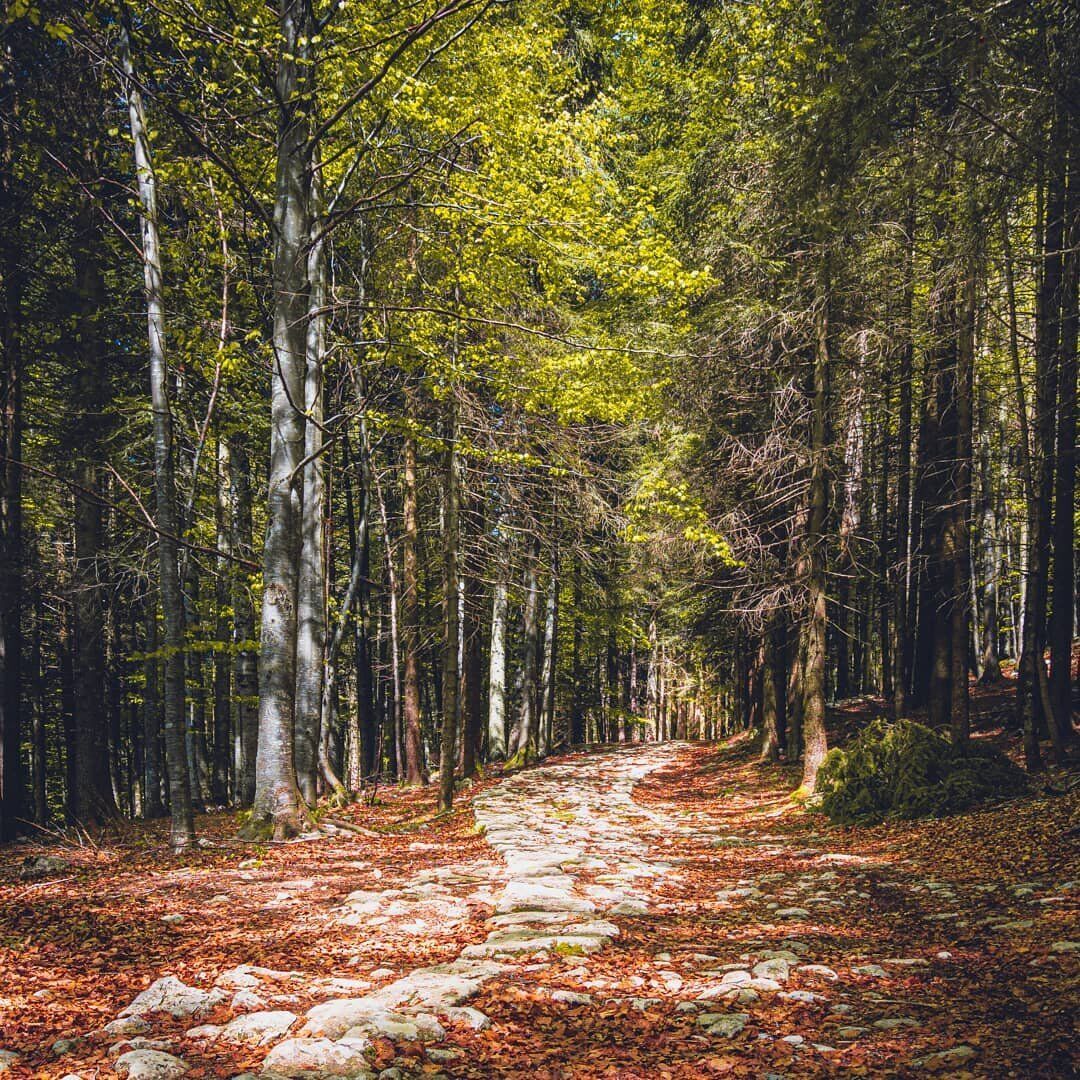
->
xmin=815 ymin=719 xmax=1028 ymax=825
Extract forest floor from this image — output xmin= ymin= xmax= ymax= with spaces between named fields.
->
xmin=1 ymin=682 xmax=1078 ymax=1079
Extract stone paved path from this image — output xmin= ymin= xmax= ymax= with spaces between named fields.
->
xmin=75 ymin=743 xmax=1077 ymax=1078
xmin=101 ymin=746 xmax=684 ymax=1079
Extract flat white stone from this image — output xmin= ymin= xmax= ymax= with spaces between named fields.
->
xmin=220 ymin=1011 xmax=297 ymax=1046
xmin=115 ymin=1050 xmax=188 ymax=1080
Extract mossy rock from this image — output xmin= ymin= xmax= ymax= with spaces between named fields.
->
xmin=815 ymin=718 xmax=1028 ymax=825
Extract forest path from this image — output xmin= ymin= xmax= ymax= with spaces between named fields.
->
xmin=13 ymin=741 xmax=1077 ymax=1078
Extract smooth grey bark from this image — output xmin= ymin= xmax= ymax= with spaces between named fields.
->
xmin=212 ymin=438 xmax=231 ymax=803
xmin=228 ymin=435 xmax=258 ymax=806
xmin=511 ymin=534 xmax=541 ymax=763
xmin=570 ymin=560 xmax=585 ymax=744
xmin=539 ymin=555 xmax=558 ymax=756
xmin=352 ymin=431 xmax=377 ymax=779
xmin=487 ymin=541 xmax=509 ymax=760
xmin=438 ymin=393 xmax=460 ymax=812
xmin=294 ymin=165 xmax=327 ymax=808
xmin=119 ymin=18 xmax=193 ymax=846
xmin=245 ymin=0 xmax=313 ymax=838
xmin=976 ymin=386 xmax=1003 ymax=683
xmin=401 ymin=424 xmax=425 ymax=784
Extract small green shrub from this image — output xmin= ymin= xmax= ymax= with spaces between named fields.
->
xmin=815 ymin=718 xmax=1029 ymax=825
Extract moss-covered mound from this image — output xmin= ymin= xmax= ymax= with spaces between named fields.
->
xmin=815 ymin=718 xmax=1029 ymax=825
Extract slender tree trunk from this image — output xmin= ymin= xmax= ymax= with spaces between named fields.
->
xmin=949 ymin=215 xmax=976 ymax=747
xmin=540 ymin=552 xmax=558 ymax=756
xmin=212 ymin=438 xmax=231 ymax=803
xmin=228 ymin=436 xmax=258 ymax=806
xmin=487 ymin=544 xmax=509 ymax=760
xmin=1050 ymin=133 xmax=1078 ymax=742
xmin=893 ymin=194 xmax=916 ymax=718
xmin=977 ymin=382 xmax=1003 ymax=683
xmin=68 ymin=198 xmax=117 ymax=827
xmin=570 ymin=560 xmax=585 ymax=746
xmin=438 ymin=394 xmax=460 ymax=812
xmin=30 ymin=588 xmax=44 ymax=823
xmin=294 ymin=164 xmax=327 ymax=809
xmin=120 ymin=18 xmax=193 ymax=846
xmin=344 ymin=427 xmax=377 ymax=779
xmin=801 ymin=255 xmax=831 ymax=792
xmin=244 ymin=0 xmax=313 ymax=838
xmin=461 ymin=502 xmax=484 ymax=777
xmin=401 ymin=424 xmax=425 ymax=784
xmin=142 ymin=599 xmax=165 ymax=818
xmin=512 ymin=535 xmax=541 ymax=762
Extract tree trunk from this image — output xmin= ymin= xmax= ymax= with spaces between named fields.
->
xmin=120 ymin=18 xmax=194 ymax=846
xmin=244 ymin=0 xmax=313 ymax=838
xmin=487 ymin=543 xmax=509 ymax=760
xmin=893 ymin=194 xmax=916 ymax=718
xmin=461 ymin=507 xmax=484 ymax=777
xmin=228 ymin=435 xmax=258 ymax=806
xmin=512 ymin=535 xmax=542 ymax=763
xmin=1050 ymin=129 xmax=1078 ymax=742
xmin=977 ymin=381 xmax=1003 ymax=684
xmin=212 ymin=438 xmax=231 ymax=804
xmin=142 ymin=598 xmax=165 ymax=817
xmin=539 ymin=553 xmax=558 ymax=756
xmin=801 ymin=255 xmax=831 ymax=792
xmin=68 ymin=197 xmax=117 ymax=827
xmin=570 ymin=560 xmax=585 ymax=745
xmin=30 ymin=588 xmax=45 ymax=823
xmin=294 ymin=163 xmax=327 ymax=809
xmin=401 ymin=424 xmax=425 ymax=784
xmin=949 ymin=212 xmax=976 ymax=747
xmin=438 ymin=394 xmax=460 ymax=812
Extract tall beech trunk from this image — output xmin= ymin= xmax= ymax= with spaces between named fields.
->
xmin=344 ymin=428 xmax=376 ymax=779
xmin=801 ymin=256 xmax=830 ymax=792
xmin=212 ymin=439 xmax=231 ymax=804
xmin=438 ymin=394 xmax=460 ymax=812
xmin=512 ymin=535 xmax=542 ymax=762
xmin=487 ymin=544 xmax=509 ymax=760
xmin=977 ymin=383 xmax=1003 ymax=683
xmin=120 ymin=17 xmax=193 ymax=846
xmin=540 ymin=555 xmax=558 ymax=755
xmin=401 ymin=424 xmax=425 ymax=784
xmin=461 ymin=503 xmax=484 ymax=778
xmin=245 ymin=0 xmax=313 ymax=838
xmin=319 ymin=486 xmax=366 ymax=803
xmin=294 ymin=165 xmax=327 ymax=808
xmin=228 ymin=436 xmax=258 ymax=806
xmin=570 ymin=560 xmax=585 ymax=745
